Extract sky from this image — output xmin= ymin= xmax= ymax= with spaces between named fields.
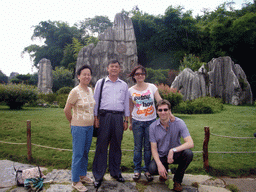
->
xmin=0 ymin=0 xmax=252 ymax=76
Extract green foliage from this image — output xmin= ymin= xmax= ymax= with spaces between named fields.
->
xmin=78 ymin=15 xmax=112 ymax=34
xmin=56 ymin=94 xmax=68 ymax=108
xmin=179 ymin=54 xmax=205 ymax=72
xmin=145 ymin=68 xmax=169 ymax=85
xmin=23 ymin=20 xmax=85 ymax=69
xmin=0 ymin=84 xmax=38 ymax=109
xmin=52 ymin=67 xmax=74 ymax=92
xmin=174 ymin=97 xmax=223 ymax=114
xmin=57 ymin=87 xmax=72 ymax=95
xmin=0 ymin=70 xmax=8 ymax=84
xmin=38 ymin=93 xmax=57 ymax=104
xmin=157 ymin=84 xmax=183 ymax=110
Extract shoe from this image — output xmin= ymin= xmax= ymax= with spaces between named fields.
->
xmin=132 ymin=172 xmax=141 ymax=181
xmin=159 ymin=176 xmax=167 ymax=182
xmin=72 ymin=182 xmax=88 ymax=192
xmin=173 ymin=181 xmax=183 ymax=192
xmin=112 ymin=174 xmax=125 ymax=182
xmin=94 ymin=180 xmax=102 ymax=189
xmin=144 ymin=172 xmax=153 ymax=182
xmin=80 ymin=176 xmax=93 ymax=185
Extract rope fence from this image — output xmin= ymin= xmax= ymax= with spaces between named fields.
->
xmin=1 ymin=121 xmax=255 ymax=170
xmin=203 ymin=126 xmax=256 ymax=172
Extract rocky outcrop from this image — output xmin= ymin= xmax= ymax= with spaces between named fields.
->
xmin=76 ymin=13 xmax=138 ymax=86
xmin=37 ymin=58 xmax=53 ymax=94
xmin=171 ymin=56 xmax=253 ymax=105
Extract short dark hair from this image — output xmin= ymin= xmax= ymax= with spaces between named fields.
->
xmin=156 ymin=99 xmax=171 ymax=110
xmin=108 ymin=59 xmax=120 ymax=66
xmin=128 ymin=65 xmax=147 ymax=82
xmin=76 ymin=65 xmax=92 ymax=76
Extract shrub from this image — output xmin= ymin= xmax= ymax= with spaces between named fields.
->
xmin=56 ymin=94 xmax=69 ymax=108
xmin=157 ymin=84 xmax=183 ymax=110
xmin=179 ymin=54 xmax=205 ymax=72
xmin=38 ymin=93 xmax=57 ymax=104
xmin=174 ymin=97 xmax=223 ymax=114
xmin=57 ymin=87 xmax=72 ymax=95
xmin=0 ymin=83 xmax=38 ymax=109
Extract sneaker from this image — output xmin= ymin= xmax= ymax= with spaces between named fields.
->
xmin=173 ymin=181 xmax=183 ymax=191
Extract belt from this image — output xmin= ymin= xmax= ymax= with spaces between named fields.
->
xmin=99 ymin=109 xmax=124 ymax=114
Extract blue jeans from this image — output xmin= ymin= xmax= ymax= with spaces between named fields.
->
xmin=132 ymin=119 xmax=156 ymax=173
xmin=71 ymin=125 xmax=93 ymax=182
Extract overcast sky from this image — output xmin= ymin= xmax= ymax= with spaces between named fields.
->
xmin=0 ymin=0 xmax=252 ymax=76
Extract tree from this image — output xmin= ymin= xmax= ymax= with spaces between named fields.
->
xmin=0 ymin=70 xmax=8 ymax=84
xmin=52 ymin=67 xmax=74 ymax=92
xmin=23 ymin=21 xmax=84 ymax=70
xmin=78 ymin=16 xmax=112 ymax=35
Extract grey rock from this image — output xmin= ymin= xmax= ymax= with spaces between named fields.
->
xmin=171 ymin=56 xmax=253 ymax=105
xmin=38 ymin=58 xmax=53 ymax=94
xmin=75 ymin=13 xmax=138 ymax=86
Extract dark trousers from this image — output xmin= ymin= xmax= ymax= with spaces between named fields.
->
xmin=92 ymin=112 xmax=124 ymax=181
xmin=149 ymin=149 xmax=193 ymax=183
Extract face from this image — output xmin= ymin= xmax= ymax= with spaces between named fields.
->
xmin=78 ymin=68 xmax=92 ymax=86
xmin=157 ymin=104 xmax=170 ymax=121
xmin=107 ymin=62 xmax=121 ymax=77
xmin=133 ymin=68 xmax=146 ymax=83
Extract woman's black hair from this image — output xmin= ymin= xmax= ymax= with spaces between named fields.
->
xmin=76 ymin=65 xmax=92 ymax=76
xmin=128 ymin=65 xmax=147 ymax=82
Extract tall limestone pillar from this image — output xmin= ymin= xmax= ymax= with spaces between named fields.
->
xmin=37 ymin=58 xmax=53 ymax=94
xmin=76 ymin=13 xmax=138 ymax=86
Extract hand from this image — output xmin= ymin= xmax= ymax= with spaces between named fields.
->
xmin=129 ymin=124 xmax=132 ymax=131
xmin=167 ymin=149 xmax=174 ymax=164
xmin=123 ymin=122 xmax=128 ymax=131
xmin=94 ymin=118 xmax=99 ymax=128
xmin=157 ymin=163 xmax=168 ymax=179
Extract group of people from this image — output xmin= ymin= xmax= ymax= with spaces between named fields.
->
xmin=64 ymin=59 xmax=194 ymax=192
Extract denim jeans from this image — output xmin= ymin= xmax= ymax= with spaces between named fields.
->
xmin=132 ymin=119 xmax=156 ymax=173
xmin=71 ymin=125 xmax=93 ymax=182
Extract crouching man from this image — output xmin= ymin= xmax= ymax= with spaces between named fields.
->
xmin=149 ymin=99 xmax=194 ymax=191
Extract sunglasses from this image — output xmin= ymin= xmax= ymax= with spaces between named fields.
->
xmin=158 ymin=108 xmax=169 ymax=112
xmin=134 ymin=72 xmax=146 ymax=76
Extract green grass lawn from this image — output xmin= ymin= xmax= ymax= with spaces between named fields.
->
xmin=0 ymin=105 xmax=255 ymax=177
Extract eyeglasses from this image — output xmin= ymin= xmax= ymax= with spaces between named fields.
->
xmin=134 ymin=72 xmax=146 ymax=76
xmin=158 ymin=108 xmax=169 ymax=112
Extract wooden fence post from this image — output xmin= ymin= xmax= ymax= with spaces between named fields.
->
xmin=203 ymin=126 xmax=210 ymax=172
xmin=27 ymin=120 xmax=32 ymax=161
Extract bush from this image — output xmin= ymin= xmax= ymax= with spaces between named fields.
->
xmin=57 ymin=87 xmax=72 ymax=95
xmin=56 ymin=94 xmax=69 ymax=108
xmin=179 ymin=54 xmax=205 ymax=72
xmin=157 ymin=84 xmax=183 ymax=110
xmin=38 ymin=93 xmax=57 ymax=104
xmin=174 ymin=97 xmax=224 ymax=114
xmin=0 ymin=83 xmax=38 ymax=109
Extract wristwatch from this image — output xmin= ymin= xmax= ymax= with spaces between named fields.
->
xmin=172 ymin=148 xmax=177 ymax=153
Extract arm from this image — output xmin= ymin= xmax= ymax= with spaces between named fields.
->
xmin=129 ymin=98 xmax=134 ymax=130
xmin=167 ymin=136 xmax=194 ymax=164
xmin=64 ymin=102 xmax=74 ymax=126
xmin=123 ymin=84 xmax=130 ymax=131
xmin=154 ymin=90 xmax=162 ymax=103
xmin=151 ymin=142 xmax=168 ymax=179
